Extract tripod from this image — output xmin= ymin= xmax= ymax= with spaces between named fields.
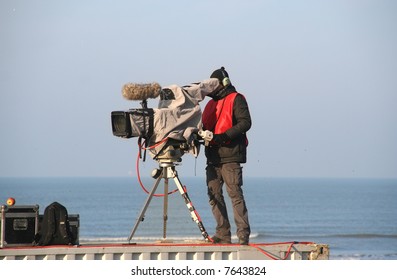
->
xmin=127 ymin=160 xmax=210 ymax=243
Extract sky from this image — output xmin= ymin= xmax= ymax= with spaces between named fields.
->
xmin=1 ymin=0 xmax=396 ymax=178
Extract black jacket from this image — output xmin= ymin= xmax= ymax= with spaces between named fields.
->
xmin=204 ymin=85 xmax=252 ymax=165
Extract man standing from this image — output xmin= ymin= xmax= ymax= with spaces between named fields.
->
xmin=202 ymin=67 xmax=252 ymax=245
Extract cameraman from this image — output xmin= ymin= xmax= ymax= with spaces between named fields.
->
xmin=202 ymin=67 xmax=252 ymax=245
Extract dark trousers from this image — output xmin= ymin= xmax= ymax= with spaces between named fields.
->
xmin=206 ymin=162 xmax=250 ymax=241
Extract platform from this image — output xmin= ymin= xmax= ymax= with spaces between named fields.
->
xmin=0 ymin=241 xmax=329 ymax=260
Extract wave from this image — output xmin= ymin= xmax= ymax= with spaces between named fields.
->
xmin=251 ymin=232 xmax=397 ymax=240
xmin=80 ymin=232 xmax=262 ymax=243
xmin=331 ymin=252 xmax=397 ymax=260
xmin=327 ymin=233 xmax=397 ymax=239
xmin=79 ymin=232 xmax=397 ymax=244
xmin=80 ymin=236 xmax=216 ymax=243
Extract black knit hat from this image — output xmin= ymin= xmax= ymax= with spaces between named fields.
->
xmin=210 ymin=66 xmax=229 ymax=82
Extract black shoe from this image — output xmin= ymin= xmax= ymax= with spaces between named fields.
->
xmin=239 ymin=237 xmax=249 ymax=245
xmin=212 ymin=236 xmax=231 ymax=244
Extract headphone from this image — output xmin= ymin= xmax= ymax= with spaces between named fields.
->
xmin=221 ymin=67 xmax=231 ymax=87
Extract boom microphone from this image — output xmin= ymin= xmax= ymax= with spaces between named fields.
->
xmin=122 ymin=82 xmax=161 ymax=100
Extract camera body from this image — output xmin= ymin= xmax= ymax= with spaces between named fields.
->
xmin=111 ymin=78 xmax=221 ymax=160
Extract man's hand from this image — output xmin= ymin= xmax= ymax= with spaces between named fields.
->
xmin=198 ymin=130 xmax=214 ymax=146
xmin=212 ymin=133 xmax=230 ymax=145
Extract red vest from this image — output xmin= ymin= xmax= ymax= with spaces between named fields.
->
xmin=202 ymin=92 xmax=239 ymax=134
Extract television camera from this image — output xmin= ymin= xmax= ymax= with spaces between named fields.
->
xmin=111 ymin=78 xmax=220 ymax=242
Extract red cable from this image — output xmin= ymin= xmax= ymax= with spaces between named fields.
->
xmin=249 ymin=241 xmax=314 ymax=260
xmin=135 ymin=138 xmax=178 ymax=197
xmin=135 ymin=140 xmax=312 ymax=248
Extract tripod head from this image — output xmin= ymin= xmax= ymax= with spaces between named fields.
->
xmin=154 ymin=144 xmax=185 ymax=163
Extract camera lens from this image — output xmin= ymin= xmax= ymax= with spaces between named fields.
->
xmin=113 ymin=115 xmax=127 ymax=132
xmin=111 ymin=112 xmax=131 ymax=137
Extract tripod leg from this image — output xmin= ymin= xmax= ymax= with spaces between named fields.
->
xmin=171 ymin=170 xmax=211 ymax=242
xmin=163 ymin=177 xmax=169 ymax=239
xmin=127 ymin=175 xmax=163 ymax=242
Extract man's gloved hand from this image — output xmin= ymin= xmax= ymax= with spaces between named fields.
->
xmin=212 ymin=133 xmax=230 ymax=145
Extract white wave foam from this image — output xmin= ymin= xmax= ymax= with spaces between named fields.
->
xmin=80 ymin=232 xmax=261 ymax=243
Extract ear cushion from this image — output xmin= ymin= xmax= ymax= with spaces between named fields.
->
xmin=222 ymin=77 xmax=231 ymax=86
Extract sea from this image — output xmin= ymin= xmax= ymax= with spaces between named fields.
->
xmin=1 ymin=176 xmax=396 ymax=260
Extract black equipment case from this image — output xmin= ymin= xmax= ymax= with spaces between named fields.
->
xmin=0 ymin=205 xmax=39 ymax=248
xmin=38 ymin=213 xmax=80 ymax=245
xmin=68 ymin=214 xmax=80 ymax=245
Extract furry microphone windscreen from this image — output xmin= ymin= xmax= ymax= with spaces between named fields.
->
xmin=122 ymin=82 xmax=161 ymax=100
